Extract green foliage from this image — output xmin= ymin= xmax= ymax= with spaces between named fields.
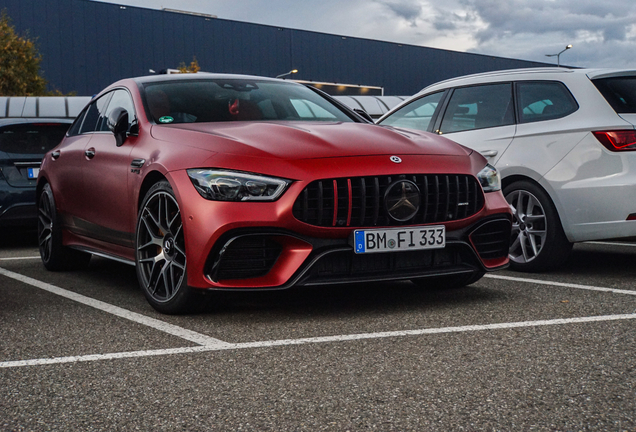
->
xmin=0 ymin=10 xmax=47 ymax=96
xmin=177 ymin=57 xmax=201 ymax=74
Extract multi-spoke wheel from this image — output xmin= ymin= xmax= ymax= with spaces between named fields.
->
xmin=503 ymin=180 xmax=572 ymax=272
xmin=38 ymin=183 xmax=91 ymax=271
xmin=136 ymin=181 xmax=193 ymax=314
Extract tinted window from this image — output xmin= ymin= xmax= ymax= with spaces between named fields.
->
xmin=593 ymin=76 xmax=636 ymax=114
xmin=80 ymin=94 xmax=111 ymax=134
xmin=378 ymin=92 xmax=444 ymax=132
xmin=143 ymin=79 xmax=353 ymax=124
xmin=440 ymin=83 xmax=514 ymax=133
xmin=100 ymin=89 xmax=136 ymax=131
xmin=67 ymin=108 xmax=87 ymax=136
xmin=0 ymin=123 xmax=69 ymax=155
xmin=516 ymin=81 xmax=578 ymax=123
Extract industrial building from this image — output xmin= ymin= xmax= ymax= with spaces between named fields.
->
xmin=1 ymin=0 xmax=552 ymax=96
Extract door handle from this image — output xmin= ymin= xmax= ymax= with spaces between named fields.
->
xmin=51 ymin=150 xmax=61 ymax=160
xmin=85 ymin=148 xmax=96 ymax=159
xmin=480 ymin=150 xmax=498 ymax=157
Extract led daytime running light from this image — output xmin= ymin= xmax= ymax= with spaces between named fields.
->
xmin=187 ymin=169 xmax=291 ymax=202
xmin=477 ymin=164 xmax=501 ymax=193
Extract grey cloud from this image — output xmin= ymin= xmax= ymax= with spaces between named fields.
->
xmin=374 ymin=0 xmax=423 ymax=24
xmin=463 ymin=0 xmax=636 ymax=44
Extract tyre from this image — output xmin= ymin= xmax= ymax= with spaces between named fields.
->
xmin=503 ymin=180 xmax=572 ymax=272
xmin=135 ymin=181 xmax=194 ymax=314
xmin=411 ymin=270 xmax=485 ymax=289
xmin=37 ymin=183 xmax=91 ymax=271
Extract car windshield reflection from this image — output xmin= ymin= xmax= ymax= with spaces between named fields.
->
xmin=143 ymin=79 xmax=353 ymax=124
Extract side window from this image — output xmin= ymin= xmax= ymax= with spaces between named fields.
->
xmin=79 ymin=94 xmax=111 ymax=134
xmin=439 ymin=83 xmax=514 ymax=134
xmin=103 ymin=89 xmax=136 ymax=131
xmin=379 ymin=92 xmax=444 ymax=132
xmin=67 ymin=108 xmax=87 ymax=136
xmin=517 ymin=81 xmax=578 ymax=123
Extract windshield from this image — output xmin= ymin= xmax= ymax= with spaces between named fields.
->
xmin=143 ymin=79 xmax=354 ymax=124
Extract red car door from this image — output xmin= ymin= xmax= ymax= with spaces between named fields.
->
xmin=79 ymin=89 xmax=138 ymax=248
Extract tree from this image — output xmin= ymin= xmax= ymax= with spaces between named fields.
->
xmin=0 ymin=11 xmax=47 ymax=96
xmin=177 ymin=57 xmax=201 ymax=74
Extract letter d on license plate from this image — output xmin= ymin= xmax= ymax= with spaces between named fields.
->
xmin=354 ymin=226 xmax=445 ymax=254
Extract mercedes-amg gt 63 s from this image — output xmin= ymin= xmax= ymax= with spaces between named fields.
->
xmin=37 ymin=73 xmax=512 ymax=313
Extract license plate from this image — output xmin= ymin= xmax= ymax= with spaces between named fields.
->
xmin=354 ymin=226 xmax=445 ymax=254
xmin=27 ymin=168 xmax=40 ymax=179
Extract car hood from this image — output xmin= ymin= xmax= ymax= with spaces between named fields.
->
xmin=150 ymin=121 xmax=471 ymax=160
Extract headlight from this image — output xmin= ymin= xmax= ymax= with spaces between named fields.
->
xmin=187 ymin=169 xmax=292 ymax=201
xmin=477 ymin=164 xmax=501 ymax=192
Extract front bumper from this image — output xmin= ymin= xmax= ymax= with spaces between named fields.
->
xmin=203 ymin=217 xmax=511 ymax=290
xmin=173 ymin=170 xmax=512 ymax=290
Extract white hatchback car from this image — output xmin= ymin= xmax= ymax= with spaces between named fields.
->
xmin=378 ymin=68 xmax=636 ymax=271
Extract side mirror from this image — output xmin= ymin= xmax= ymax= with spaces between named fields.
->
xmin=107 ymin=107 xmax=129 ymax=147
xmin=353 ymin=108 xmax=373 ymax=123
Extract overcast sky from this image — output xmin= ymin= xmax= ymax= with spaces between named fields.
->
xmin=93 ymin=0 xmax=636 ymax=69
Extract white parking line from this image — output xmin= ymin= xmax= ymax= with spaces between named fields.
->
xmin=3 ymin=313 xmax=636 ymax=368
xmin=0 ymin=267 xmax=230 ymax=348
xmin=485 ymin=274 xmax=636 ymax=296
xmin=0 ymin=256 xmax=41 ymax=261
xmin=3 ymin=262 xmax=636 ymax=369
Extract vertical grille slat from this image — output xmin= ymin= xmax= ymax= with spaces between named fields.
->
xmin=433 ymin=176 xmax=440 ymax=222
xmin=359 ymin=177 xmax=366 ymax=225
xmin=332 ymin=180 xmax=338 ymax=227
xmin=293 ymin=174 xmax=485 ymax=228
xmin=317 ymin=181 xmax=324 ymax=226
xmin=372 ymin=177 xmax=380 ymax=226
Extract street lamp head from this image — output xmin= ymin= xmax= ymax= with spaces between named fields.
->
xmin=566 ymin=44 xmax=573 ymax=50
xmin=276 ymin=69 xmax=299 ymax=79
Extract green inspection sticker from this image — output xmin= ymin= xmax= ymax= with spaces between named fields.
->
xmin=158 ymin=116 xmax=174 ymax=123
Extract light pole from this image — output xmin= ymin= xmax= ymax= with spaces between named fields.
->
xmin=276 ymin=69 xmax=298 ymax=79
xmin=545 ymin=44 xmax=573 ymax=67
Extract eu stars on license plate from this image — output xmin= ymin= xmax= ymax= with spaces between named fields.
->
xmin=354 ymin=226 xmax=445 ymax=254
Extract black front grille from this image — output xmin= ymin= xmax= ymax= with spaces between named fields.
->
xmin=469 ymin=219 xmax=512 ymax=260
xmin=293 ymin=174 xmax=484 ymax=228
xmin=212 ymin=236 xmax=283 ymax=281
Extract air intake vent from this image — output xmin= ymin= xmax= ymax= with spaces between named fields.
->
xmin=212 ymin=236 xmax=283 ymax=281
xmin=470 ymin=219 xmax=512 ymax=260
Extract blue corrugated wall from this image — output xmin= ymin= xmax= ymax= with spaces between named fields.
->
xmin=1 ymin=0 xmax=552 ymax=95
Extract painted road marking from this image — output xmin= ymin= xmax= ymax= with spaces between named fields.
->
xmin=485 ymin=274 xmax=636 ymax=296
xmin=0 ymin=256 xmax=41 ymax=261
xmin=3 ymin=261 xmax=636 ymax=369
xmin=0 ymin=267 xmax=229 ymax=348
xmin=2 ymin=313 xmax=636 ymax=368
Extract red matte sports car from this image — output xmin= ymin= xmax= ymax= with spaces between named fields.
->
xmin=37 ymin=73 xmax=512 ymax=313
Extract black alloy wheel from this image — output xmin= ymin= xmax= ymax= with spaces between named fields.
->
xmin=136 ymin=181 xmax=193 ymax=313
xmin=38 ymin=183 xmax=91 ymax=270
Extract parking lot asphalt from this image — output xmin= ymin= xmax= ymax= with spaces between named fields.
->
xmin=1 ymin=229 xmax=636 ymax=431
